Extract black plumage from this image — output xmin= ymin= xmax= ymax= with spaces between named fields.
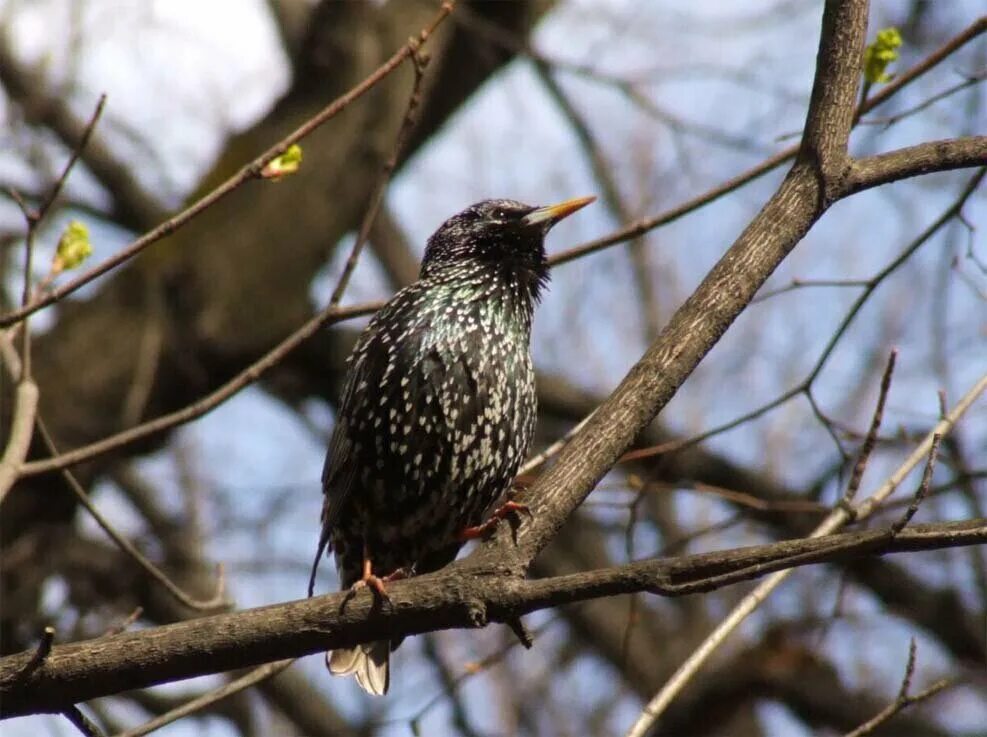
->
xmin=308 ymin=196 xmax=594 ymax=695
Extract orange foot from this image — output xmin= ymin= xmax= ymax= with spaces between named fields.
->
xmin=458 ymin=500 xmax=532 ymax=541
xmin=345 ymin=559 xmax=409 ymax=607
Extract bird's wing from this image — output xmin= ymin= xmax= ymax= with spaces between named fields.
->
xmin=308 ymin=319 xmax=381 ymax=595
xmin=319 ymin=332 xmax=377 ymax=540
xmin=309 ymin=292 xmax=421 ymax=595
xmin=319 ymin=416 xmax=358 ymax=542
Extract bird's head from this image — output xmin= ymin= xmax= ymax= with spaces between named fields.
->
xmin=420 ymin=196 xmax=595 ymax=298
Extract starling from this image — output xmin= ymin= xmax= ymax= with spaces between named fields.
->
xmin=308 ymin=195 xmax=595 ymax=695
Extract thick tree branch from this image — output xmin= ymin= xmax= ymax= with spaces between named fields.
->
xmin=547 ymin=14 xmax=987 ymax=268
xmin=0 ymin=519 xmax=983 ymax=718
xmin=491 ymin=0 xmax=877 ymax=573
xmin=625 ymin=363 xmax=984 ymax=735
xmin=1 ymin=0 xmax=546 ymax=696
xmin=799 ymin=0 xmax=867 ymax=177
xmin=845 ymin=138 xmax=987 ymax=194
xmin=505 ymin=160 xmax=823 ymax=567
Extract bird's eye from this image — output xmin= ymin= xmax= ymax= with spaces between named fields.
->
xmin=492 ymin=208 xmax=508 ymax=220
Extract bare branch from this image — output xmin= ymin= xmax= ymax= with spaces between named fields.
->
xmin=846 ymin=139 xmax=987 ymax=194
xmin=860 ymin=72 xmax=987 ymax=128
xmin=111 ymin=660 xmax=293 ymax=737
xmin=34 ymin=416 xmax=230 ymax=612
xmin=17 ymin=300 xmax=381 ymax=476
xmin=0 ymin=376 xmax=38 ymax=502
xmin=33 ymin=95 xmax=107 ymax=225
xmin=5 ymin=625 xmax=55 ymax=684
xmin=0 ymin=519 xmax=983 ymax=717
xmin=0 ymin=1 xmax=455 ymax=329
xmin=497 ymin=0 xmax=872 ymax=575
xmin=547 ymin=15 xmax=987 ymax=268
xmin=889 ymin=434 xmax=941 ymax=537
xmin=547 ymin=147 xmax=792 ymax=267
xmin=856 ymin=15 xmax=987 ymax=121
xmin=63 ymin=706 xmax=105 ymax=737
xmin=327 ymin=42 xmax=431 ymax=308
xmin=798 ymin=0 xmax=868 ymax=187
xmin=616 ymin=167 xmax=983 ymax=468
xmin=842 ymin=349 xmax=897 ymax=508
xmin=0 ymin=94 xmax=105 ymax=500
xmin=625 ymin=368 xmax=985 ymax=735
xmin=842 ymin=639 xmax=953 ymax=737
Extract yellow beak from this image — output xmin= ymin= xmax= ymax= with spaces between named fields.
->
xmin=521 ymin=195 xmax=596 ymax=227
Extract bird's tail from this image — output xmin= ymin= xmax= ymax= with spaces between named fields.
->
xmin=327 ymin=641 xmax=390 ymax=695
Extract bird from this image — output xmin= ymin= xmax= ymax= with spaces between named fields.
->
xmin=308 ymin=195 xmax=595 ymax=695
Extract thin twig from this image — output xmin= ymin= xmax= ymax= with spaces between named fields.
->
xmin=889 ymin=433 xmax=940 ymax=537
xmin=11 ymin=37 xmax=984 ymax=486
xmin=518 ymin=410 xmax=596 ymax=477
xmin=546 ymin=17 xmax=987 ymax=269
xmin=858 ymin=15 xmax=987 ymax=121
xmin=683 ymin=481 xmax=827 ymax=514
xmin=533 ymin=60 xmax=662 ymax=339
xmin=612 ymin=169 xmax=984 ymax=468
xmin=841 ymin=350 xmax=897 ymax=509
xmin=1 ymin=7 xmax=975 ymax=341
xmin=547 ymin=147 xmax=792 ymax=267
xmin=623 ymin=371 xmax=986 ymax=737
xmin=19 ymin=300 xmax=382 ymax=477
xmin=941 ymin=433 xmax=987 ymax=614
xmin=36 ymin=95 xmax=107 ymax=224
xmin=111 ymin=660 xmax=293 ymax=737
xmin=12 ymin=94 xmax=105 ymax=377
xmin=751 ymin=277 xmax=870 ymax=303
xmin=505 ymin=617 xmax=534 ymax=649
xmin=1 ymin=626 xmax=55 ymax=685
xmin=420 ymin=637 xmax=485 ymax=737
xmin=101 ymin=607 xmax=143 ymax=638
xmin=404 ymin=619 xmax=557 ymax=732
xmin=327 ymin=42 xmax=431 ymax=308
xmin=659 ymin=512 xmax=745 ymax=557
xmin=12 ymin=185 xmax=37 ymax=373
xmin=0 ymin=94 xmax=106 ymax=502
xmin=860 ymin=71 xmax=987 ymax=127
xmin=64 ymin=705 xmax=106 ymax=737
xmin=614 ymin=386 xmax=802 ymax=466
xmin=843 ymin=639 xmax=953 ymax=737
xmin=806 ymin=387 xmax=850 ymax=462
xmin=0 ymin=2 xmax=455 ymax=329
xmin=0 ymin=376 xmax=38 ymax=503
xmin=2 ymin=335 xmax=225 ymax=612
xmin=34 ymin=415 xmax=230 ymax=612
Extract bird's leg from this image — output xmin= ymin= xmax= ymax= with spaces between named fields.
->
xmin=343 ymin=552 xmax=410 ymax=611
xmin=349 ymin=556 xmax=390 ymax=600
xmin=458 ymin=497 xmax=532 ymax=541
xmin=381 ymin=567 xmax=411 ymax=583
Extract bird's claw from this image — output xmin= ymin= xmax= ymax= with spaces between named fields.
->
xmin=341 ymin=566 xmax=409 ymax=612
xmin=457 ymin=500 xmax=531 ymax=541
xmin=351 ymin=575 xmax=390 ymax=601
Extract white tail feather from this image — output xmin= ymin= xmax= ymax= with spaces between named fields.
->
xmin=327 ymin=642 xmax=390 ymax=695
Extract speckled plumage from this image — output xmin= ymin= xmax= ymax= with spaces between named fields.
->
xmin=308 ymin=197 xmax=592 ymax=695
